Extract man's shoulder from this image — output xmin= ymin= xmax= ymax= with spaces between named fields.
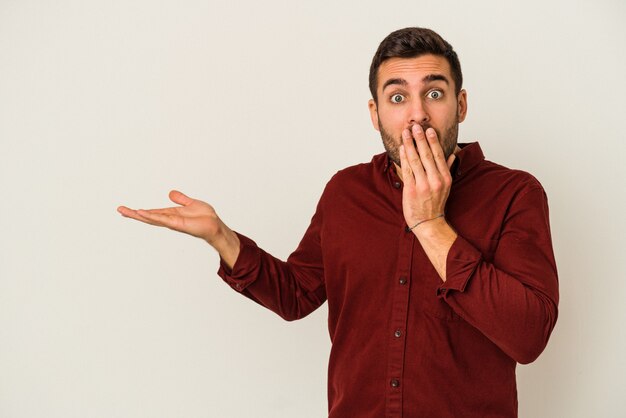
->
xmin=318 ymin=153 xmax=387 ymax=202
xmin=476 ymin=157 xmax=546 ymax=196
xmin=455 ymin=142 xmax=547 ymax=200
xmin=328 ymin=152 xmax=387 ymax=184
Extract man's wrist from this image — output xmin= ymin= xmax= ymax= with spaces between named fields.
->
xmin=407 ymin=214 xmax=445 ymax=231
xmin=208 ymin=224 xmax=241 ymax=266
xmin=411 ymin=217 xmax=457 ymax=282
xmin=412 ymin=216 xmax=456 ymax=240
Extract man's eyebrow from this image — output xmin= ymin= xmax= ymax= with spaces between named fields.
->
xmin=381 ymin=74 xmax=449 ymax=92
xmin=381 ymin=78 xmax=408 ymax=92
xmin=423 ymin=74 xmax=449 ymax=84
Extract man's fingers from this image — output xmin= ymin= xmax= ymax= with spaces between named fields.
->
xmin=117 ymin=206 xmax=133 ymax=217
xmin=140 ymin=207 xmax=180 ymax=216
xmin=136 ymin=210 xmax=180 ymax=229
xmin=119 ymin=205 xmax=180 ymax=217
xmin=402 ymin=128 xmax=426 ymax=182
xmin=118 ymin=206 xmax=148 ymax=220
xmin=169 ymin=190 xmax=194 ymax=206
xmin=447 ymin=154 xmax=457 ymax=170
xmin=117 ymin=206 xmax=166 ymax=227
xmin=424 ymin=127 xmax=449 ymax=175
xmin=399 ymin=145 xmax=415 ymax=186
xmin=412 ymin=125 xmax=440 ymax=178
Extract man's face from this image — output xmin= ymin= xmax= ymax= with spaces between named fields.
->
xmin=368 ymin=54 xmax=467 ymax=166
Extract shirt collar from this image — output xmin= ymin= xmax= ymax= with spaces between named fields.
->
xmin=450 ymin=142 xmax=485 ymax=179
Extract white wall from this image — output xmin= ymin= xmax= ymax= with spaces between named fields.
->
xmin=1 ymin=0 xmax=624 ymax=417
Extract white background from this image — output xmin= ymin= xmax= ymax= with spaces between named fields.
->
xmin=1 ymin=0 xmax=625 ymax=417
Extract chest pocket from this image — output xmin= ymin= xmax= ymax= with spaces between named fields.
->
xmin=423 ymin=295 xmax=462 ymax=321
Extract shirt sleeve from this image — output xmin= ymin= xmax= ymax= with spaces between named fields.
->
xmin=217 ymin=203 xmax=327 ymax=322
xmin=438 ymin=186 xmax=559 ymax=364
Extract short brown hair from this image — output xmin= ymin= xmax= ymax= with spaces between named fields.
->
xmin=369 ymin=27 xmax=463 ymax=103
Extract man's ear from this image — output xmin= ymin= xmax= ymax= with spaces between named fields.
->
xmin=368 ymin=99 xmax=380 ymax=131
xmin=457 ymin=89 xmax=468 ymax=123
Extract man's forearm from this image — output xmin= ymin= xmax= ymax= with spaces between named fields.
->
xmin=440 ymin=248 xmax=558 ymax=364
xmin=412 ymin=215 xmax=558 ymax=364
xmin=412 ymin=217 xmax=457 ymax=281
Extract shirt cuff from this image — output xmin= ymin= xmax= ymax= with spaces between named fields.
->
xmin=437 ymin=235 xmax=482 ymax=298
xmin=217 ymin=232 xmax=261 ymax=292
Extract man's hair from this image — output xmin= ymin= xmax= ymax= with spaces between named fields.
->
xmin=369 ymin=27 xmax=463 ymax=103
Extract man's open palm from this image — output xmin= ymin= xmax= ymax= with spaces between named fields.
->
xmin=117 ymin=190 xmax=222 ymax=244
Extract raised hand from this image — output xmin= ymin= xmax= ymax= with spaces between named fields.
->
xmin=399 ymin=124 xmax=455 ymax=230
xmin=398 ymin=124 xmax=458 ymax=280
xmin=117 ymin=190 xmax=240 ymax=267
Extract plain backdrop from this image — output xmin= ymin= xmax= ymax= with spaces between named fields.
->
xmin=1 ymin=0 xmax=625 ymax=417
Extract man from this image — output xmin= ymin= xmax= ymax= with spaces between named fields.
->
xmin=118 ymin=27 xmax=559 ymax=417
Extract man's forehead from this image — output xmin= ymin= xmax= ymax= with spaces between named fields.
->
xmin=378 ymin=55 xmax=452 ymax=86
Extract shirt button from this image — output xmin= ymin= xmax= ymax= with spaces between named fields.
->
xmin=394 ymin=330 xmax=402 ymax=338
xmin=390 ymin=379 xmax=400 ymax=388
xmin=235 ymin=283 xmax=242 ymax=290
xmin=393 ymin=181 xmax=401 ymax=189
xmin=399 ymin=277 xmax=407 ymax=285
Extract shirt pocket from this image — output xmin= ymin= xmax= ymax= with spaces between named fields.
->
xmin=414 ymin=271 xmax=462 ymax=321
xmin=422 ymin=297 xmax=462 ymax=321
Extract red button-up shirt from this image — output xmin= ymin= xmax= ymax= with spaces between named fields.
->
xmin=218 ymin=142 xmax=559 ymax=417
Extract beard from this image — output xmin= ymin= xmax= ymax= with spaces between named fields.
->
xmin=379 ymin=115 xmax=459 ymax=166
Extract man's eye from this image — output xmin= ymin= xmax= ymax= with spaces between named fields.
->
xmin=427 ymin=90 xmax=442 ymax=100
xmin=391 ymin=94 xmax=405 ymax=103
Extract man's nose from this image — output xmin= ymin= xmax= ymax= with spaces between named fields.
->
xmin=407 ymin=98 xmax=429 ymax=125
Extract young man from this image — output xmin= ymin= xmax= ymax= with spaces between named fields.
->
xmin=118 ymin=27 xmax=559 ymax=418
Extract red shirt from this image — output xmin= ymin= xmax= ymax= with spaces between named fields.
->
xmin=218 ymin=142 xmax=559 ymax=417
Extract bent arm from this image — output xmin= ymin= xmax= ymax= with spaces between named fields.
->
xmin=417 ymin=187 xmax=559 ymax=364
xmin=118 ymin=189 xmax=327 ymax=321
xmin=218 ymin=208 xmax=327 ymax=321
xmin=440 ymin=235 xmax=558 ymax=364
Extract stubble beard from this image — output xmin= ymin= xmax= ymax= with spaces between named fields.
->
xmin=379 ymin=116 xmax=459 ymax=167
